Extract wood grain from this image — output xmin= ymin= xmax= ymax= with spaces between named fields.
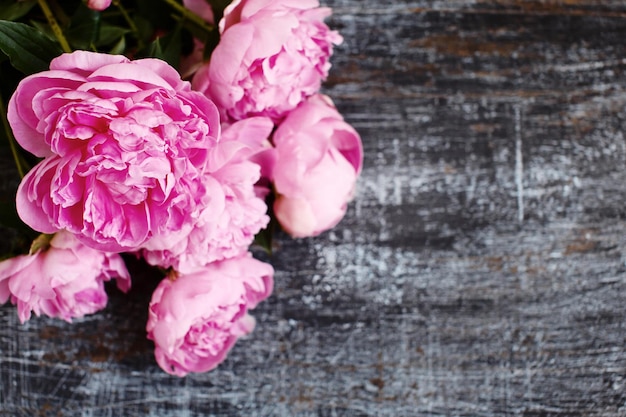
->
xmin=2 ymin=1 xmax=626 ymax=416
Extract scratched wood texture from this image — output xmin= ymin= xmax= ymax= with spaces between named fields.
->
xmin=2 ymin=0 xmax=626 ymax=416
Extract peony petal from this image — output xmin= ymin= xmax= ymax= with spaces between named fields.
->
xmin=90 ymin=63 xmax=173 ymax=90
xmin=16 ymin=159 xmax=62 ymax=234
xmin=273 ymin=196 xmax=317 ymax=238
xmin=132 ymin=58 xmax=191 ymax=91
xmin=8 ymin=71 xmax=85 ymax=157
xmin=50 ymin=50 xmax=128 ymax=73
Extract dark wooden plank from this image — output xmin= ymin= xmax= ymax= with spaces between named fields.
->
xmin=2 ymin=1 xmax=626 ymax=416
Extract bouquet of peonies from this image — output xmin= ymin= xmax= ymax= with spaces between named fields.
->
xmin=0 ymin=0 xmax=362 ymax=376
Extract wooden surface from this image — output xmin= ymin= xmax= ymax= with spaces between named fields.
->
xmin=2 ymin=0 xmax=626 ymax=415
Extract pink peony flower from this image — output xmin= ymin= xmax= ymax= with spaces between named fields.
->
xmin=271 ymin=94 xmax=362 ymax=237
xmin=9 ymin=51 xmax=221 ymax=252
xmin=86 ymin=0 xmax=112 ymax=11
xmin=0 ymin=231 xmax=130 ymax=323
xmin=141 ymin=116 xmax=273 ymax=273
xmin=146 ymin=253 xmax=274 ymax=376
xmin=192 ymin=0 xmax=342 ymax=123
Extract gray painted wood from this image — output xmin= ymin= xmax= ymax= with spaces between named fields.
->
xmin=1 ymin=1 xmax=626 ymax=415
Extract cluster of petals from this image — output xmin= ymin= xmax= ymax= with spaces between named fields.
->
xmin=192 ymin=0 xmax=343 ymax=123
xmin=141 ymin=117 xmax=273 ymax=272
xmin=5 ymin=50 xmax=276 ymax=376
xmin=270 ymin=94 xmax=363 ymax=237
xmin=146 ymin=253 xmax=274 ymax=376
xmin=182 ymin=0 xmax=361 ymax=239
xmin=9 ymin=51 xmax=222 ymax=253
xmin=0 ymin=231 xmax=130 ymax=323
xmin=1 ymin=0 xmax=362 ymax=377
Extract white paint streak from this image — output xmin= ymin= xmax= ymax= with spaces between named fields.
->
xmin=515 ymin=105 xmax=524 ymax=223
xmin=549 ymin=58 xmax=626 ymax=73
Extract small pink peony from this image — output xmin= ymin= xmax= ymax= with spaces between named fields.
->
xmin=141 ymin=117 xmax=273 ymax=273
xmin=0 ymin=231 xmax=130 ymax=323
xmin=192 ymin=0 xmax=342 ymax=123
xmin=9 ymin=51 xmax=221 ymax=252
xmin=86 ymin=0 xmax=112 ymax=11
xmin=146 ymin=253 xmax=274 ymax=376
xmin=183 ymin=0 xmax=215 ymax=24
xmin=272 ymin=94 xmax=363 ymax=237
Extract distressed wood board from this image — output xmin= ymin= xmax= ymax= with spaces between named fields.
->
xmin=1 ymin=0 xmax=626 ymax=416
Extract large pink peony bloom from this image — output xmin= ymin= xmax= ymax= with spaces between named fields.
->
xmin=9 ymin=51 xmax=221 ymax=252
xmin=141 ymin=117 xmax=273 ymax=272
xmin=192 ymin=0 xmax=342 ymax=123
xmin=146 ymin=253 xmax=274 ymax=376
xmin=272 ymin=94 xmax=363 ymax=237
xmin=0 ymin=231 xmax=130 ymax=323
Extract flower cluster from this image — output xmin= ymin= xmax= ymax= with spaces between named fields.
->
xmin=0 ymin=0 xmax=361 ymax=376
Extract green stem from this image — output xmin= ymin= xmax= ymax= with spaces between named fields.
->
xmin=160 ymin=0 xmax=214 ymax=33
xmin=0 ymin=93 xmax=26 ymax=179
xmin=37 ymin=0 xmax=72 ymax=53
xmin=112 ymin=0 xmax=144 ymax=50
xmin=48 ymin=0 xmax=70 ymax=26
xmin=29 ymin=233 xmax=55 ymax=254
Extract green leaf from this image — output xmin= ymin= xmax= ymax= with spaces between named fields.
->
xmin=252 ymin=208 xmax=277 ymax=255
xmin=0 ymin=20 xmax=63 ymax=74
xmin=0 ymin=0 xmax=37 ymax=21
xmin=252 ymin=227 xmax=274 ymax=255
xmin=29 ymin=19 xmax=55 ymax=40
xmin=66 ymin=4 xmax=101 ymax=50
xmin=253 ymin=192 xmax=276 ymax=254
xmin=162 ymin=25 xmax=182 ymax=68
xmin=109 ymin=35 xmax=126 ymax=55
xmin=97 ymin=24 xmax=130 ymax=47
xmin=133 ymin=15 xmax=154 ymax=46
xmin=139 ymin=23 xmax=182 ymax=68
xmin=29 ymin=232 xmax=53 ymax=255
xmin=143 ymin=37 xmax=164 ymax=61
